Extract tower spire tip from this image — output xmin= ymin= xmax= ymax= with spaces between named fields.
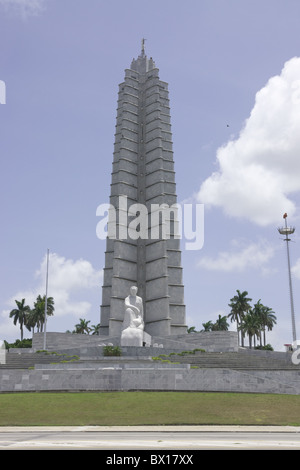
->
xmin=141 ymin=38 xmax=146 ymax=55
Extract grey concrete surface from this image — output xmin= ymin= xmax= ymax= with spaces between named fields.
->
xmin=1 ymin=426 xmax=300 ymax=450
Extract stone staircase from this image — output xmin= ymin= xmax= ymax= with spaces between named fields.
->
xmin=165 ymin=351 xmax=299 ymax=370
xmin=0 ymin=352 xmax=73 ymax=370
xmin=1 ymin=349 xmax=299 ymax=372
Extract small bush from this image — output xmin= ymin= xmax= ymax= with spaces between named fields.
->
xmin=255 ymin=344 xmax=274 ymax=351
xmin=152 ymin=357 xmax=179 ymax=364
xmin=4 ymin=338 xmax=32 ymax=349
xmin=103 ymin=345 xmax=122 ymax=356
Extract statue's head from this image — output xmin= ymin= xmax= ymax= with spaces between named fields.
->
xmin=130 ymin=286 xmax=138 ymax=296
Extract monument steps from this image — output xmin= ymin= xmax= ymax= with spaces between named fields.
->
xmin=166 ymin=351 xmax=298 ymax=370
xmin=1 ymin=349 xmax=298 ymax=372
xmin=0 ymin=352 xmax=72 ymax=370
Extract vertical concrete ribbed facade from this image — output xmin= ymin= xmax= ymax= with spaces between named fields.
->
xmin=100 ymin=47 xmax=186 ymax=338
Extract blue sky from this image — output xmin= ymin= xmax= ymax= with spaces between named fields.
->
xmin=1 ymin=0 xmax=300 ymax=350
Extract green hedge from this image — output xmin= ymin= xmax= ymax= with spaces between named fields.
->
xmin=103 ymin=345 xmax=122 ymax=356
xmin=4 ymin=338 xmax=32 ymax=349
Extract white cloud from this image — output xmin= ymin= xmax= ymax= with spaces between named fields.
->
xmin=198 ymin=57 xmax=300 ymax=226
xmin=0 ymin=0 xmax=46 ymax=18
xmin=0 ymin=309 xmax=19 ymax=339
xmin=3 ymin=253 xmax=103 ymax=328
xmin=198 ymin=239 xmax=275 ymax=273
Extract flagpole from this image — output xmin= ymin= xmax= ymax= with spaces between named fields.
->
xmin=43 ymin=249 xmax=50 ymax=350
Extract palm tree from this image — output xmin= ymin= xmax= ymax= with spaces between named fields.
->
xmin=201 ymin=321 xmax=213 ymax=332
xmin=259 ymin=304 xmax=277 ymax=346
xmin=31 ymin=295 xmax=55 ymax=332
xmin=74 ymin=318 xmax=91 ymax=334
xmin=9 ymin=299 xmax=31 ymax=340
xmin=212 ymin=315 xmax=229 ymax=331
xmin=228 ymin=290 xmax=252 ymax=346
xmin=187 ymin=326 xmax=198 ymax=334
xmin=239 ymin=310 xmax=261 ymax=349
xmin=90 ymin=323 xmax=101 ymax=335
xmin=25 ymin=309 xmax=38 ymax=337
xmin=251 ymin=300 xmax=264 ymax=346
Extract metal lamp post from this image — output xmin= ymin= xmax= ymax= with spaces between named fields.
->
xmin=43 ymin=249 xmax=50 ymax=350
xmin=278 ymin=213 xmax=297 ymax=344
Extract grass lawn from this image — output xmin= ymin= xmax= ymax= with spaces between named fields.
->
xmin=0 ymin=391 xmax=300 ymax=426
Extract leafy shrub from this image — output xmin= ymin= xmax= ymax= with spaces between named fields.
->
xmin=4 ymin=338 xmax=32 ymax=349
xmin=103 ymin=345 xmax=122 ymax=356
xmin=152 ymin=357 xmax=180 ymax=364
xmin=255 ymin=344 xmax=274 ymax=351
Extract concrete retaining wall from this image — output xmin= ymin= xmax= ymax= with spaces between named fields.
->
xmin=1 ymin=366 xmax=300 ymax=394
xmin=32 ymin=333 xmax=117 ymax=351
xmin=6 ymin=332 xmax=295 ymax=395
xmin=159 ymin=331 xmax=239 ymax=352
xmin=32 ymin=331 xmax=239 ymax=353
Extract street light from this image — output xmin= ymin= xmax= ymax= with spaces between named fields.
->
xmin=43 ymin=249 xmax=50 ymax=350
xmin=278 ymin=213 xmax=297 ymax=344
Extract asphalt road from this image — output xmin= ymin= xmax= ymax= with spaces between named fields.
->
xmin=1 ymin=426 xmax=300 ymax=450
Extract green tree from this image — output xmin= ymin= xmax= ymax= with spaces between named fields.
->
xmin=90 ymin=323 xmax=101 ymax=335
xmin=30 ymin=295 xmax=55 ymax=333
xmin=9 ymin=299 xmax=31 ymax=340
xmin=228 ymin=290 xmax=252 ymax=346
xmin=74 ymin=318 xmax=91 ymax=334
xmin=263 ymin=307 xmax=277 ymax=346
xmin=187 ymin=326 xmax=198 ymax=334
xmin=25 ymin=310 xmax=38 ymax=337
xmin=239 ymin=310 xmax=261 ymax=349
xmin=201 ymin=321 xmax=213 ymax=332
xmin=212 ymin=315 xmax=229 ymax=331
xmin=251 ymin=301 xmax=264 ymax=347
xmin=254 ymin=301 xmax=276 ymax=347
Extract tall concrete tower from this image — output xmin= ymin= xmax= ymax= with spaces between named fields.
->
xmin=100 ymin=42 xmax=186 ymax=338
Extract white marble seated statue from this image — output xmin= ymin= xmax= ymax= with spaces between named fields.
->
xmin=121 ymin=286 xmax=144 ymax=347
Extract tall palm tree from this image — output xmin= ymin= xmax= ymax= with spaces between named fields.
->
xmin=201 ymin=321 xmax=213 ymax=332
xmin=32 ymin=295 xmax=55 ymax=332
xmin=212 ymin=315 xmax=229 ymax=331
xmin=74 ymin=318 xmax=91 ymax=335
xmin=250 ymin=300 xmax=277 ymax=347
xmin=187 ymin=326 xmax=198 ymax=334
xmin=25 ymin=309 xmax=38 ymax=337
xmin=9 ymin=299 xmax=31 ymax=340
xmin=239 ymin=310 xmax=261 ymax=349
xmin=90 ymin=323 xmax=101 ymax=335
xmin=228 ymin=290 xmax=252 ymax=346
xmin=260 ymin=305 xmax=277 ymax=346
